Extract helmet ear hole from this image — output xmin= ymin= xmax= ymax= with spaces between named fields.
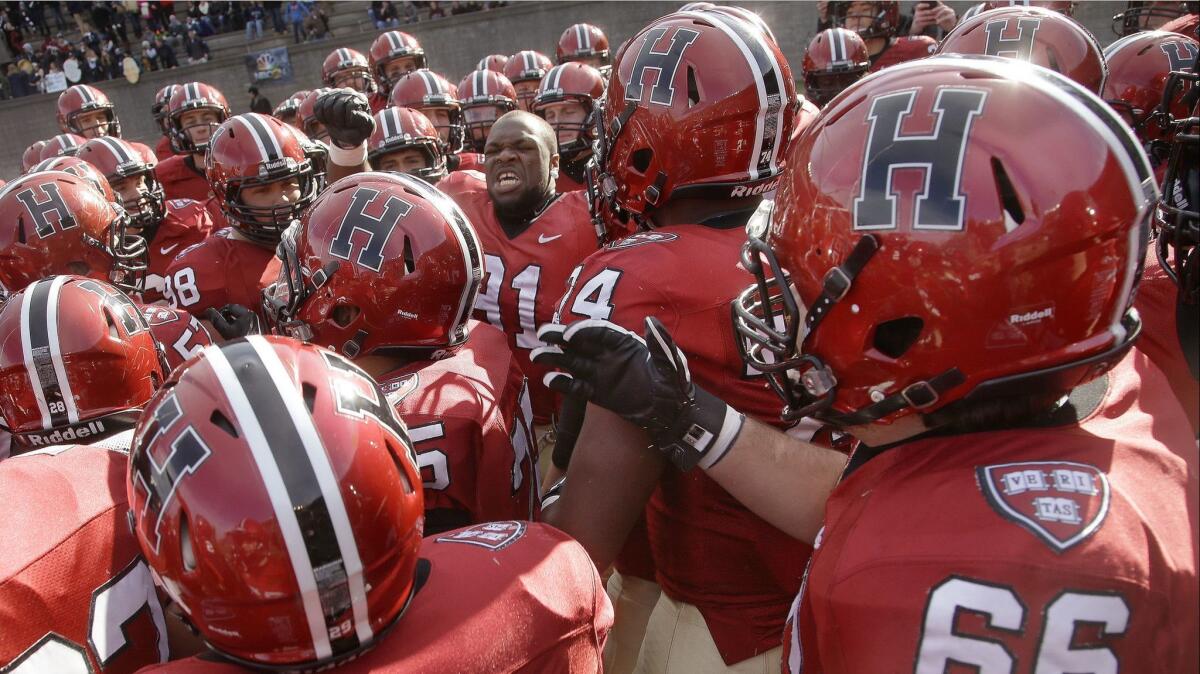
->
xmin=385 ymin=438 xmax=416 ymax=494
xmin=332 ymin=305 xmax=360 ymax=328
xmin=103 ymin=308 xmax=120 ymax=339
xmin=686 ymin=66 xmax=701 ymax=107
xmin=991 ymin=157 xmax=1025 ymax=226
xmin=210 ymin=410 xmax=239 ymax=438
xmin=180 ymin=514 xmax=197 ymax=572
xmin=630 ymin=148 xmax=654 ymax=174
xmin=871 ymin=316 xmax=924 ymax=360
xmin=301 ymin=383 xmax=318 ymax=413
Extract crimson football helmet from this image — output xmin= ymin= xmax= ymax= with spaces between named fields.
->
xmin=152 ymin=84 xmax=181 ymax=136
xmin=78 ymin=136 xmax=167 ymax=236
xmin=272 ymin=89 xmax=310 ymax=129
xmin=56 ymin=84 xmax=121 ymax=138
xmin=0 ymin=275 xmax=166 ymax=450
xmin=39 ymin=133 xmax=86 ymax=161
xmin=368 ymin=107 xmax=447 ymax=183
xmin=21 ymin=140 xmax=47 ymax=174
xmin=370 ymin=31 xmax=426 ymax=93
xmin=206 ymin=113 xmax=324 ymax=246
xmin=803 ymin=28 xmax=871 ymax=107
xmin=457 ymin=69 xmax=518 ymax=152
xmin=323 ymin=47 xmax=376 ymax=94
xmin=831 ymin=1 xmax=902 ymax=39
xmin=299 ymin=88 xmax=334 ymax=143
xmin=0 ymin=171 xmax=147 ymax=298
xmin=734 ymin=55 xmax=1153 ymax=426
xmin=389 ymin=70 xmax=464 ymax=153
xmin=1154 ymin=66 xmax=1198 ymax=302
xmin=168 ymin=82 xmax=231 ymax=154
xmin=532 ymin=62 xmax=606 ymax=163
xmin=263 ymin=172 xmax=482 ymax=360
xmin=937 ymin=6 xmax=1107 ymax=94
xmin=504 ymin=50 xmax=554 ymax=111
xmin=966 ymin=0 xmax=1077 ymax=16
xmin=128 ymin=335 xmax=423 ymax=670
xmin=591 ymin=9 xmax=795 ymax=227
xmin=476 ymin=53 xmax=510 ymax=72
xmin=1113 ymin=1 xmax=1191 ymax=36
xmin=1103 ymin=30 xmax=1198 ymax=148
xmin=557 ymin=23 xmax=611 ymax=65
xmin=28 ymin=155 xmax=119 ymax=206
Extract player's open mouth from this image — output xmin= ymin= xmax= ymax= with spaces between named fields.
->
xmin=495 ymin=169 xmax=522 ymax=191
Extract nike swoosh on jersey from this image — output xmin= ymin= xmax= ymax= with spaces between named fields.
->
xmin=538 ymin=233 xmax=563 ymax=243
xmin=159 ymin=243 xmax=180 ymax=255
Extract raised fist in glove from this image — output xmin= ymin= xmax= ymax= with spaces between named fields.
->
xmin=531 ymin=318 xmax=743 ymax=472
xmin=313 ymin=88 xmax=374 ymax=149
xmin=203 ymin=304 xmax=261 ymax=341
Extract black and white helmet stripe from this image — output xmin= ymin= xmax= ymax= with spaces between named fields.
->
xmin=386 ymin=32 xmax=403 ymax=51
xmin=236 ymin=114 xmax=285 ymax=163
xmin=544 ymin=64 xmax=567 ymax=91
xmin=96 ymin=135 xmax=135 ymax=165
xmin=76 ymin=85 xmax=97 ymax=104
xmin=830 ymin=28 xmax=849 ymax=63
xmin=20 ymin=276 xmax=79 ymax=429
xmin=203 ymin=336 xmax=376 ymax=661
xmin=576 ymin=24 xmax=591 ymax=51
xmin=690 ymin=9 xmax=789 ymax=181
xmin=381 ymin=108 xmax=402 ymax=140
xmin=473 ymin=69 xmax=489 ymax=97
xmin=185 ymin=82 xmax=201 ymax=102
xmin=418 ymin=69 xmax=439 ymax=97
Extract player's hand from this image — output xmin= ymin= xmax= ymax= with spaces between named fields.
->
xmin=910 ymin=3 xmax=936 ymax=34
xmin=933 ymin=3 xmax=957 ymax=31
xmin=532 ymin=318 xmax=744 ymax=472
xmin=203 ymin=304 xmax=260 ymax=341
xmin=314 ymin=88 xmax=374 ymax=149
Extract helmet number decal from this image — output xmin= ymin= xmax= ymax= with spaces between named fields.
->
xmin=853 ymin=88 xmax=988 ymax=231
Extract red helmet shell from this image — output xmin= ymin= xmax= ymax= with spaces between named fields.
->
xmin=557 ymin=23 xmax=611 ymax=64
xmin=802 ymin=28 xmax=871 ymax=107
xmin=937 ymin=5 xmax=1107 ymax=93
xmin=40 ymin=133 xmax=87 ymax=161
xmin=0 ymin=275 xmax=164 ymax=447
xmin=369 ymin=31 xmax=426 ymax=92
xmin=168 ymin=82 xmax=231 ymax=153
xmin=598 ymin=10 xmax=795 ymax=216
xmin=368 ymin=107 xmax=448 ymax=182
xmin=322 ymin=47 xmax=376 ymax=94
xmin=56 ymin=84 xmax=121 ymax=138
xmin=127 ymin=335 xmax=424 ymax=669
xmin=752 ymin=55 xmax=1152 ymax=424
xmin=268 ymin=172 xmax=482 ymax=359
xmin=1103 ymin=30 xmax=1198 ymax=144
xmin=476 ymin=53 xmax=510 ymax=72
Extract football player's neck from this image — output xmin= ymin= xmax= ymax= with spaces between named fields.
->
xmin=865 ymin=36 xmax=887 ymax=56
xmin=649 ymin=194 xmax=762 ymax=229
xmin=844 ymin=414 xmax=930 ymax=447
xmin=356 ymin=353 xmax=410 ymax=378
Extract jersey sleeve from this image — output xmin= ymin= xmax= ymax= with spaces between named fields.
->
xmin=554 ymin=247 xmax=681 ymax=335
xmin=476 ymin=378 xmax=539 ymax=524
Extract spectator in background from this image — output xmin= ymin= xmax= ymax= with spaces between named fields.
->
xmin=287 ymin=0 xmax=307 ymax=43
xmin=141 ymin=38 xmax=158 ymax=69
xmin=26 ymin=1 xmax=50 ymax=38
xmin=0 ymin=69 xmax=11 ymax=100
xmin=48 ymin=2 xmax=68 ymax=32
xmin=248 ymin=85 xmax=272 ymax=113
xmin=183 ymin=28 xmax=209 ymax=63
xmin=62 ymin=50 xmax=80 ymax=81
xmin=156 ymin=35 xmax=178 ymax=67
xmin=264 ymin=0 xmax=284 ymax=33
xmin=43 ymin=61 xmax=68 ymax=92
xmin=908 ymin=0 xmax=956 ymax=39
xmin=428 ymin=1 xmax=444 ymax=19
xmin=67 ymin=1 xmax=89 ymax=33
xmin=81 ymin=47 xmax=105 ymax=82
xmin=245 ymin=1 xmax=265 ymax=39
xmin=403 ymin=1 xmax=419 ymax=23
xmin=7 ymin=63 xmax=31 ymax=97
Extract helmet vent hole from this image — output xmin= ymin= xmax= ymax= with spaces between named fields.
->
xmin=180 ymin=514 xmax=197 ymax=571
xmin=103 ymin=309 xmax=120 ymax=339
xmin=302 ymin=383 xmax=318 ymax=413
xmin=210 ymin=410 xmax=239 ymax=438
xmin=630 ymin=148 xmax=653 ymax=174
xmin=1046 ymin=49 xmax=1062 ymax=73
xmin=386 ymin=439 xmax=416 ymax=493
xmin=402 ymin=236 xmax=416 ymax=275
xmin=872 ymin=316 xmax=924 ymax=359
xmin=332 ymin=305 xmax=360 ymax=328
xmin=991 ymin=157 xmax=1025 ymax=226
xmin=686 ymin=67 xmax=701 ymax=107
xmin=17 ymin=220 xmax=26 ymax=244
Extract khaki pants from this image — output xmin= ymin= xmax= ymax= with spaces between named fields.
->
xmin=604 ymin=571 xmax=662 ymax=674
xmin=634 ymin=592 xmax=782 ymax=674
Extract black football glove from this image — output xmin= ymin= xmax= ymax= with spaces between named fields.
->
xmin=532 ymin=317 xmax=744 ymax=472
xmin=313 ymin=88 xmax=374 ymax=149
xmin=203 ymin=304 xmax=261 ymax=341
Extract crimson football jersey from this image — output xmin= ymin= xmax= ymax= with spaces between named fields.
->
xmin=0 ymin=444 xmax=169 ymax=673
xmin=141 ymin=198 xmax=214 ymax=304
xmin=369 ymin=91 xmax=388 ymax=115
xmin=1135 ymin=248 xmax=1198 ymax=434
xmin=554 ymin=225 xmax=811 ymax=664
xmin=869 ymin=35 xmax=937 ymax=72
xmin=444 ymin=171 xmax=598 ymax=423
xmin=161 ymin=228 xmax=280 ymax=317
xmin=139 ymin=303 xmax=212 ymax=371
xmin=153 ymin=135 xmax=175 ymax=161
xmin=453 ymin=151 xmax=483 ymax=173
xmin=139 ymin=522 xmax=612 ymax=673
xmin=784 ymin=350 xmax=1199 ymax=673
xmin=154 ymin=154 xmax=213 ymax=204
xmin=377 ymin=320 xmax=539 ymax=533
xmin=556 ymin=171 xmax=586 ymax=194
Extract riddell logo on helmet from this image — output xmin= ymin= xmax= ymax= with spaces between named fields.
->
xmin=1009 ymin=307 xmax=1054 ymax=326
xmin=24 ymin=420 xmax=106 ymax=446
xmin=730 ymin=179 xmax=780 ymax=198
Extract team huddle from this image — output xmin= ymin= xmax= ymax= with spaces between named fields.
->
xmin=0 ymin=0 xmax=1197 ymax=672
